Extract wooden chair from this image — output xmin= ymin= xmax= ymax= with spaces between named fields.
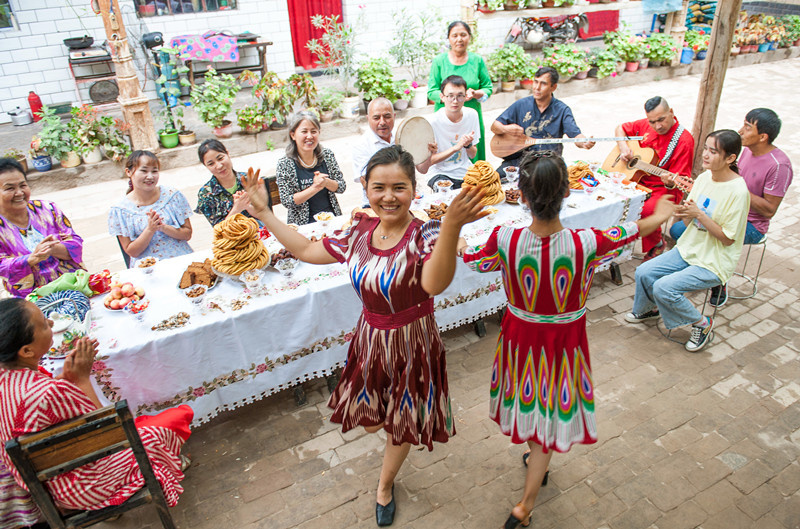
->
xmin=265 ymin=175 xmax=281 ymax=206
xmin=4 ymin=400 xmax=177 ymax=529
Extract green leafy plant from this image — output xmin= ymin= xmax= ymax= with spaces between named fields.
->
xmin=588 ymin=46 xmax=620 ymax=79
xmin=190 ymin=67 xmax=239 ymax=129
xmin=3 ymin=148 xmax=26 ymax=160
xmin=317 ymin=88 xmax=344 ymax=112
xmin=542 ymin=43 xmax=590 ymax=77
xmin=265 ymin=139 xmax=275 ymax=151
xmin=684 ymin=29 xmax=709 ymax=52
xmin=644 ymin=33 xmax=679 ymax=63
xmin=611 ymin=33 xmax=646 ymax=62
xmin=476 ymin=0 xmax=503 ymax=10
xmin=486 ymin=43 xmax=529 ymax=82
xmin=392 ymin=79 xmax=413 ymax=102
xmin=781 ymin=15 xmax=800 ymax=43
xmin=30 ymin=106 xmax=71 ymax=161
xmin=356 ymin=57 xmax=396 ymax=101
xmin=153 ymin=45 xmax=190 ymax=133
xmin=287 ymin=73 xmax=318 ymax=109
xmin=236 ymin=104 xmax=267 ymax=131
xmin=240 ymin=70 xmax=294 ymax=126
xmin=306 ymin=14 xmax=361 ymax=96
xmin=64 ymin=105 xmax=130 ymax=162
xmin=387 ymin=8 xmax=444 ymax=85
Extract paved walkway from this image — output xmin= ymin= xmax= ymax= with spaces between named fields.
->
xmin=68 ymin=59 xmax=800 ymax=528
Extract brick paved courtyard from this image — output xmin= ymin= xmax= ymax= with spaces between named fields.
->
xmin=58 ymin=59 xmax=800 ymax=529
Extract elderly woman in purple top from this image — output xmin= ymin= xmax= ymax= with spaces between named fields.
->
xmin=0 ymin=158 xmax=84 ymax=298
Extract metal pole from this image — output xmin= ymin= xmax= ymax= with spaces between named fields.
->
xmin=97 ymin=0 xmax=159 ymax=152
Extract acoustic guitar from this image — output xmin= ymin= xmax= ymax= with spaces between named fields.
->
xmin=490 ymin=134 xmax=643 ymax=159
xmin=602 ymin=140 xmax=694 ymax=194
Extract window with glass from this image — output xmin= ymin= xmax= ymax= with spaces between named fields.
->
xmin=0 ymin=0 xmax=14 ymax=30
xmin=135 ymin=0 xmax=237 ymax=17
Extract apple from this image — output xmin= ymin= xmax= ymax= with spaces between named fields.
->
xmin=109 ymin=299 xmax=121 ymax=310
xmin=135 ymin=286 xmax=145 ymax=298
xmin=119 ymin=297 xmax=131 ymax=308
xmin=110 ymin=287 xmax=122 ymax=299
xmin=104 ymin=296 xmax=112 ymax=308
xmin=121 ymin=283 xmax=136 ymax=298
xmin=110 ymin=281 xmax=121 ymax=289
xmin=132 ymin=295 xmax=140 ymax=302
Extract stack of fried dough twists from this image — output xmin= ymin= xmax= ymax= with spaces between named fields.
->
xmin=464 ymin=161 xmax=504 ymax=205
xmin=211 ymin=214 xmax=269 ymax=275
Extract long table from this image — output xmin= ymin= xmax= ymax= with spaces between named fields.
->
xmin=69 ymin=178 xmax=646 ymax=426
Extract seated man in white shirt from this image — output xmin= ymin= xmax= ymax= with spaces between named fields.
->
xmin=424 ymin=75 xmax=480 ymax=190
xmin=351 ymin=97 xmax=433 ymax=205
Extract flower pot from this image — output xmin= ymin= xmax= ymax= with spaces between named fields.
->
xmin=542 ymin=0 xmax=556 ymax=6
xmin=476 ymin=6 xmax=496 ymax=14
xmin=160 ymin=130 xmax=180 ymax=148
xmin=574 ymin=70 xmax=589 ymax=80
xmin=492 ymin=80 xmax=501 ymax=94
xmin=520 ymin=79 xmax=534 ymax=91
xmin=342 ymin=95 xmax=361 ymax=118
xmin=410 ymin=86 xmax=429 ymax=109
xmin=270 ymin=120 xmax=288 ymax=130
xmin=694 ymin=50 xmax=707 ymax=60
xmin=320 ymin=110 xmax=335 ymax=122
xmin=82 ymin=147 xmax=102 ymax=164
xmin=615 ymin=62 xmax=626 ymax=74
xmin=795 ymin=39 xmax=800 ymax=47
xmin=560 ymin=74 xmax=573 ymax=83
xmin=242 ymin=124 xmax=261 ymax=135
xmin=212 ymin=120 xmax=233 ymax=138
xmin=730 ymin=46 xmax=740 ymax=56
xmin=393 ymin=99 xmax=409 ymax=111
xmin=680 ymin=48 xmax=694 ymax=64
xmin=625 ymin=61 xmax=639 ymax=72
xmin=501 ymin=80 xmax=516 ymax=92
xmin=639 ymin=58 xmax=649 ymax=69
xmin=503 ymin=1 xmax=519 ymax=10
xmin=178 ymin=131 xmax=196 ymax=145
xmin=649 ymin=59 xmax=663 ymax=67
xmin=768 ymin=41 xmax=776 ymax=50
xmin=60 ymin=151 xmax=81 ymax=168
xmin=758 ymin=43 xmax=770 ymax=53
xmin=587 ymin=67 xmax=598 ymax=78
xmin=32 ymin=155 xmax=52 ymax=172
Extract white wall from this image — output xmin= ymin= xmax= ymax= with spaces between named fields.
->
xmin=0 ymin=0 xmax=652 ymax=124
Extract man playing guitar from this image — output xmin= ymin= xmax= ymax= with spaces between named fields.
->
xmin=614 ymin=96 xmax=695 ymax=261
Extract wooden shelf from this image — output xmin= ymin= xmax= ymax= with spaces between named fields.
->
xmin=475 ymin=0 xmax=642 ymax=19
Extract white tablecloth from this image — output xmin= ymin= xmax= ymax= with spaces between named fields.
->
xmin=74 ymin=178 xmax=646 ymax=426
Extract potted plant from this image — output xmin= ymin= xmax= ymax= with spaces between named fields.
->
xmin=190 ymin=67 xmax=239 ymax=137
xmin=152 ymin=44 xmax=191 ymax=148
xmin=543 ymin=43 xmax=589 ymax=81
xmin=476 ymin=0 xmax=503 ymax=14
xmin=519 ymin=58 xmax=540 ymax=90
xmin=30 ymin=106 xmax=71 ymax=171
xmin=317 ymin=89 xmax=343 ymax=122
xmin=67 ymin=105 xmax=104 ymax=163
xmin=684 ymin=29 xmax=709 ymax=60
xmin=356 ymin=57 xmax=396 ymax=107
xmin=589 ymin=47 xmax=620 ymax=79
xmin=3 ymin=148 xmax=28 ymax=174
xmin=391 ymin=79 xmax=413 ymax=111
xmin=388 ymin=8 xmax=443 ymax=108
xmin=503 ymin=0 xmax=525 ymax=11
xmin=782 ymin=15 xmax=800 ymax=46
xmin=487 ymin=43 xmax=529 ymax=91
xmin=306 ymin=14 xmax=361 ymax=118
xmin=240 ymin=70 xmax=296 ymax=130
xmin=614 ymin=34 xmax=645 ymax=71
xmin=236 ymin=104 xmax=266 ymax=134
xmin=172 ymin=106 xmax=195 ymax=145
xmin=644 ymin=33 xmax=678 ymax=66
xmin=101 ymin=117 xmax=132 ymax=162
xmin=287 ymin=73 xmax=318 ymax=110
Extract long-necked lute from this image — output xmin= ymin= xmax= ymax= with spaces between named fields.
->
xmin=490 ymin=134 xmax=644 ymax=159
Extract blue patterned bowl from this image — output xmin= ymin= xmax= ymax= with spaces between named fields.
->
xmin=35 ymin=290 xmax=91 ymax=322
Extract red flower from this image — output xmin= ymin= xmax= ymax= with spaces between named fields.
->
xmin=192 ymin=387 xmax=206 ymax=397
xmin=92 ymin=360 xmax=107 ymax=372
xmin=256 ymin=363 xmax=268 ymax=373
xmin=344 ymin=332 xmax=355 ymax=342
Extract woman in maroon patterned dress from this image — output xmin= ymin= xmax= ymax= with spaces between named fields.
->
xmin=244 ymin=145 xmax=486 ymax=526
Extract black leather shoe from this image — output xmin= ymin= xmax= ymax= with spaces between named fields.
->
xmin=376 ymin=484 xmax=395 ymax=526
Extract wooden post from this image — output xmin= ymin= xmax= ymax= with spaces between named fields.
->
xmin=665 ymin=0 xmax=690 ymax=67
xmin=690 ymin=0 xmax=743 ymax=175
xmin=97 ymin=0 xmax=159 ymax=152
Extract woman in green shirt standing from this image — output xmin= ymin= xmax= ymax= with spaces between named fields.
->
xmin=428 ymin=21 xmax=493 ymax=162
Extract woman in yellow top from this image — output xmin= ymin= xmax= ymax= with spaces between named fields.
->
xmin=428 ymin=21 xmax=493 ymax=161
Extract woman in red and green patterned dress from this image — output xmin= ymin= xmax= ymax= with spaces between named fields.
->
xmin=459 ymin=152 xmax=674 ymax=528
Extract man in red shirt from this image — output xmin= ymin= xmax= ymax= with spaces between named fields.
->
xmin=614 ymin=96 xmax=695 ymax=260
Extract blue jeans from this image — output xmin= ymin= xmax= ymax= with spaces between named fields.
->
xmin=669 ymin=220 xmax=765 ymax=245
xmin=633 ymin=248 xmax=721 ymax=329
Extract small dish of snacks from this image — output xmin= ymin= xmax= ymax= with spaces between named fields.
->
xmin=183 ymin=284 xmax=208 ymax=311
xmin=137 ymin=256 xmax=158 ymax=274
xmin=275 ymin=258 xmax=298 ymax=278
xmin=240 ymin=269 xmax=263 ymax=290
xmin=314 ymin=212 xmax=334 ymax=227
xmin=484 ymin=207 xmax=499 ymax=222
xmin=505 ymin=189 xmax=521 ymax=204
xmin=435 ymin=180 xmax=453 ymax=193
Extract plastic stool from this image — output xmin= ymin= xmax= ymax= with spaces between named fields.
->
xmin=730 ymin=236 xmax=767 ymax=300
